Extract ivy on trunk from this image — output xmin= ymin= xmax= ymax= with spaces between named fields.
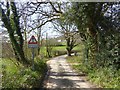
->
xmin=0 ymin=2 xmax=29 ymax=65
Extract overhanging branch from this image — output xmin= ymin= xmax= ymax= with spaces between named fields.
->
xmin=28 ymin=17 xmax=59 ymax=33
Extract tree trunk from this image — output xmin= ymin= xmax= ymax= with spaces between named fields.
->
xmin=87 ymin=26 xmax=98 ymax=67
xmin=67 ymin=50 xmax=71 ymax=56
xmin=37 ymin=33 xmax=41 ymax=55
xmin=46 ymin=47 xmax=51 ymax=58
xmin=66 ymin=46 xmax=72 ymax=56
xmin=1 ymin=4 xmax=29 ymax=65
xmin=9 ymin=33 xmax=29 ymax=65
xmin=38 ymin=47 xmax=40 ymax=55
xmin=11 ymin=42 xmax=20 ymax=61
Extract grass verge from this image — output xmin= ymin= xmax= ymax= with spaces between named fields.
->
xmin=1 ymin=58 xmax=47 ymax=88
xmin=67 ymin=56 xmax=120 ymax=88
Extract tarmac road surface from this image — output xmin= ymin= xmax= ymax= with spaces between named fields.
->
xmin=43 ymin=55 xmax=97 ymax=89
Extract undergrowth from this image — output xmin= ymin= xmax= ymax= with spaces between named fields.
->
xmin=1 ymin=58 xmax=47 ymax=88
xmin=67 ymin=56 xmax=120 ymax=88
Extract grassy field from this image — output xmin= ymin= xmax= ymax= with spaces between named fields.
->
xmin=40 ymin=44 xmax=84 ymax=51
xmin=39 ymin=44 xmax=84 ymax=57
xmin=53 ymin=45 xmax=84 ymax=51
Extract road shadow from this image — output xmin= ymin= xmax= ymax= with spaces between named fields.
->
xmin=48 ymin=77 xmax=74 ymax=88
xmin=50 ymin=71 xmax=86 ymax=77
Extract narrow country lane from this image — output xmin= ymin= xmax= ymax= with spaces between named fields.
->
xmin=43 ymin=55 xmax=97 ymax=89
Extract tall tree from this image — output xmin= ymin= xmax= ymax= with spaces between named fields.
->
xmin=64 ymin=2 xmax=120 ymax=68
xmin=53 ymin=20 xmax=80 ymax=56
xmin=0 ymin=2 xmax=29 ymax=64
xmin=63 ymin=2 xmax=107 ymax=67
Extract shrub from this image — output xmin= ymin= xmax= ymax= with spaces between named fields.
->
xmin=2 ymin=58 xmax=47 ymax=88
xmin=67 ymin=56 xmax=120 ymax=88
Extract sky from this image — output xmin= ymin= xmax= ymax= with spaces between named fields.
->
xmin=41 ymin=22 xmax=61 ymax=38
xmin=0 ymin=0 xmax=119 ymax=41
xmin=0 ymin=1 xmax=61 ymax=41
xmin=27 ymin=22 xmax=61 ymax=41
xmin=0 ymin=20 xmax=60 ymax=41
xmin=17 ymin=0 xmax=118 ymax=2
